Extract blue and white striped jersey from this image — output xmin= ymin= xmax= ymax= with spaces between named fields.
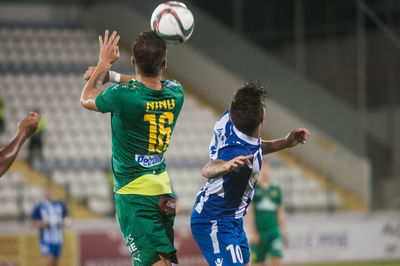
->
xmin=31 ymin=200 xmax=68 ymax=245
xmin=192 ymin=110 xmax=262 ymax=221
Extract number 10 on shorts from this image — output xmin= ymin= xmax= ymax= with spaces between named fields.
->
xmin=226 ymin=244 xmax=243 ymax=264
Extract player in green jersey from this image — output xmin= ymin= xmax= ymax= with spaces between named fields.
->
xmin=248 ymin=160 xmax=289 ymax=266
xmin=81 ymin=30 xmax=183 ymax=266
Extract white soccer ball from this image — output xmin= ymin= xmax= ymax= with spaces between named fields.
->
xmin=150 ymin=1 xmax=194 ymax=44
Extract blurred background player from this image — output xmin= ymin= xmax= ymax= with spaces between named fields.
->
xmin=248 ymin=160 xmax=288 ymax=266
xmin=81 ymin=30 xmax=184 ymax=266
xmin=30 ymin=184 xmax=70 ymax=266
xmin=28 ymin=109 xmax=46 ymax=166
xmin=0 ymin=111 xmax=40 ymax=177
xmin=191 ymin=82 xmax=309 ymax=266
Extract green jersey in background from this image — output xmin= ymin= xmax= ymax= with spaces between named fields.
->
xmin=252 ymin=183 xmax=282 ymax=232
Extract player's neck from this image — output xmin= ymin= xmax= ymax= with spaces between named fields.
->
xmin=136 ymin=73 xmax=163 ymax=91
xmin=250 ymin=124 xmax=262 ymax=139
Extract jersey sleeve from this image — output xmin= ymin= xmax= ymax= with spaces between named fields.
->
xmin=30 ymin=204 xmax=42 ymax=220
xmin=95 ymin=84 xmax=121 ymax=113
xmin=209 ymin=110 xmax=230 ymax=160
xmin=209 ymin=132 xmax=218 ymax=160
xmin=168 ymin=80 xmax=184 ymax=110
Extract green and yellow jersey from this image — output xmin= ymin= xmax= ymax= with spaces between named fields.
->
xmin=252 ymin=183 xmax=282 ymax=232
xmin=95 ymin=79 xmax=184 ymax=196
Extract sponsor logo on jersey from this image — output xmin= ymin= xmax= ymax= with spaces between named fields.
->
xmin=135 ymin=154 xmax=164 ymax=167
xmin=256 ymin=197 xmax=277 ymax=211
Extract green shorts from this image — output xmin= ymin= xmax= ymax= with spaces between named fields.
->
xmin=250 ymin=229 xmax=283 ymax=263
xmin=115 ymin=193 xmax=177 ymax=265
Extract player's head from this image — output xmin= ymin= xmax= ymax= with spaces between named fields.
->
xmin=258 ymin=160 xmax=271 ymax=184
xmin=229 ymin=81 xmax=267 ymax=136
xmin=132 ymin=31 xmax=167 ymax=77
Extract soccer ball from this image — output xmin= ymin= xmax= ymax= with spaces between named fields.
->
xmin=150 ymin=1 xmax=194 ymax=44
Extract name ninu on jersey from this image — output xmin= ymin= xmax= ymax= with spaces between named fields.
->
xmin=146 ymin=99 xmax=175 ymax=112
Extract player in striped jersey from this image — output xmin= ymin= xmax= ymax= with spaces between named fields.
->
xmin=191 ymin=82 xmax=309 ymax=266
xmin=30 ymin=185 xmax=69 ymax=266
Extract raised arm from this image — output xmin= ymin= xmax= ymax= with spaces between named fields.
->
xmin=262 ymin=128 xmax=310 ymax=155
xmin=80 ymin=30 xmax=120 ymax=111
xmin=83 ymin=67 xmax=134 ymax=84
xmin=0 ymin=112 xmax=40 ymax=177
xmin=201 ymin=155 xmax=253 ymax=179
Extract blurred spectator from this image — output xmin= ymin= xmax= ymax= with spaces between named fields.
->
xmin=30 ymin=184 xmax=70 ymax=266
xmin=248 ymin=161 xmax=288 ymax=266
xmin=28 ymin=110 xmax=46 ymax=166
xmin=0 ymin=112 xmax=40 ymax=177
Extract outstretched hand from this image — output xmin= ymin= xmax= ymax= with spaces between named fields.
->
xmin=201 ymin=155 xmax=254 ymax=179
xmin=98 ymin=30 xmax=120 ymax=68
xmin=224 ymin=155 xmax=253 ymax=172
xmin=285 ymin=128 xmax=310 ymax=148
xmin=18 ymin=111 xmax=40 ymax=139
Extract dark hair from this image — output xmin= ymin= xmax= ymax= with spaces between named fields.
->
xmin=132 ymin=31 xmax=167 ymax=77
xmin=229 ymin=82 xmax=267 ymax=136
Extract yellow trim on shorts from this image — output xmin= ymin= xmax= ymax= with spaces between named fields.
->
xmin=116 ymin=171 xmax=172 ymax=195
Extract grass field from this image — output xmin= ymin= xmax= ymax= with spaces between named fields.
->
xmin=287 ymin=261 xmax=400 ymax=266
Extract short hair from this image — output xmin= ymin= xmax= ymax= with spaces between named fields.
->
xmin=229 ymin=82 xmax=267 ymax=136
xmin=132 ymin=31 xmax=167 ymax=77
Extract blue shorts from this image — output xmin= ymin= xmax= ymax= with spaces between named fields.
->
xmin=40 ymin=243 xmax=62 ymax=258
xmin=191 ymin=217 xmax=250 ymax=265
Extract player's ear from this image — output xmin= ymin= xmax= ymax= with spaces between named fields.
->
xmin=261 ymin=114 xmax=265 ymax=124
xmin=162 ymin=58 xmax=167 ymax=69
xmin=131 ymin=56 xmax=135 ymax=65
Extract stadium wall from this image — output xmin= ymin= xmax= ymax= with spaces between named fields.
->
xmin=277 ymin=211 xmax=400 ymax=264
xmin=1 ymin=212 xmax=399 ymax=265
